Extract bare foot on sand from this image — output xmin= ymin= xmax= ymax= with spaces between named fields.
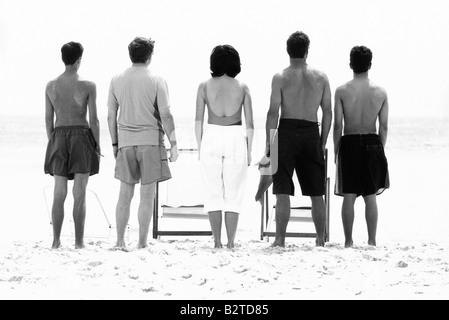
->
xmin=137 ymin=243 xmax=148 ymax=249
xmin=75 ymin=243 xmax=85 ymax=250
xmin=368 ymin=239 xmax=377 ymax=247
xmin=345 ymin=240 xmax=354 ymax=248
xmin=51 ymin=240 xmax=61 ymax=250
xmin=316 ymin=238 xmax=325 ymax=247
xmin=271 ymin=241 xmax=285 ymax=248
xmin=214 ymin=242 xmax=223 ymax=249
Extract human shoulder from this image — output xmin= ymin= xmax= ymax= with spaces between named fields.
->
xmin=307 ymin=65 xmax=329 ymax=83
xmin=369 ymin=80 xmax=388 ymax=96
xmin=45 ymin=78 xmax=57 ymax=91
xmin=271 ymin=72 xmax=284 ymax=86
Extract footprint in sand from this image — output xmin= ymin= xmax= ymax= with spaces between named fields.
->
xmin=235 ymin=267 xmax=250 ymax=274
xmin=397 ymin=261 xmax=409 ymax=268
xmin=88 ymin=261 xmax=103 ymax=268
xmin=8 ymin=276 xmax=23 ymax=282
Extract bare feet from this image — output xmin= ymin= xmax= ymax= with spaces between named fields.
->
xmin=271 ymin=240 xmax=285 ymax=248
xmin=214 ymin=242 xmax=223 ymax=249
xmin=114 ymin=240 xmax=129 ymax=252
xmin=345 ymin=240 xmax=354 ymax=248
xmin=75 ymin=242 xmax=85 ymax=249
xmin=137 ymin=243 xmax=148 ymax=249
xmin=368 ymin=239 xmax=377 ymax=246
xmin=315 ymin=237 xmax=325 ymax=247
xmin=52 ymin=239 xmax=61 ymax=249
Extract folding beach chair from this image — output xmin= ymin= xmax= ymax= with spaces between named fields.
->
xmin=152 ymin=149 xmax=212 ymax=239
xmin=259 ymin=149 xmax=331 ymax=242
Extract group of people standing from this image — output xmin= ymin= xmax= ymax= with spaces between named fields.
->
xmin=44 ymin=31 xmax=389 ymax=251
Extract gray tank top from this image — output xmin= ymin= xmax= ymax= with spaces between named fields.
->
xmin=204 ymin=81 xmax=243 ymax=126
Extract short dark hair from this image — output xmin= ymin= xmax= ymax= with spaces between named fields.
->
xmin=210 ymin=45 xmax=241 ymax=78
xmin=350 ymin=46 xmax=373 ymax=74
xmin=287 ymin=31 xmax=310 ymax=59
xmin=128 ymin=37 xmax=155 ymax=63
xmin=61 ymin=42 xmax=84 ymax=65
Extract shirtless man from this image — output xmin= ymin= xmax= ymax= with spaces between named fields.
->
xmin=265 ymin=31 xmax=332 ymax=247
xmin=333 ymin=45 xmax=390 ymax=248
xmin=44 ymin=41 xmax=101 ymax=249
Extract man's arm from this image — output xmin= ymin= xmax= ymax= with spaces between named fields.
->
xmin=45 ymin=83 xmax=54 ymax=140
xmin=87 ymin=82 xmax=100 ymax=154
xmin=265 ymin=74 xmax=282 ymax=156
xmin=333 ymin=87 xmax=344 ymax=163
xmin=242 ymin=83 xmax=254 ymax=166
xmin=160 ymin=108 xmax=178 ymax=162
xmin=107 ymin=79 xmax=119 ymax=158
xmin=378 ymin=91 xmax=389 ymax=147
xmin=195 ymin=82 xmax=206 ymax=157
xmin=320 ymin=75 xmax=332 ymax=153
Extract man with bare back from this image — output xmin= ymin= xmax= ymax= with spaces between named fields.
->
xmin=44 ymin=41 xmax=101 ymax=249
xmin=265 ymin=31 xmax=332 ymax=247
xmin=333 ymin=45 xmax=390 ymax=248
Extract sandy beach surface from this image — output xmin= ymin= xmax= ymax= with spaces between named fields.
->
xmin=1 ymin=115 xmax=448 ymax=300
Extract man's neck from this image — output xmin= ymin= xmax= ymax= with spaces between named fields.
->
xmin=63 ymin=65 xmax=78 ymax=75
xmin=353 ymin=72 xmax=369 ymax=80
xmin=290 ymin=58 xmax=307 ymax=68
xmin=133 ymin=62 xmax=150 ymax=67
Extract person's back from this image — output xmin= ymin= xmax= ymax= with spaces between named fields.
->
xmin=265 ymin=31 xmax=332 ymax=248
xmin=47 ymin=74 xmax=93 ymax=127
xmin=44 ymin=41 xmax=100 ymax=249
xmin=337 ymin=77 xmax=387 ymax=135
xmin=279 ymin=64 xmax=329 ymax=122
xmin=205 ymin=75 xmax=244 ymax=118
xmin=107 ymin=37 xmax=178 ymax=250
xmin=333 ymin=45 xmax=390 ymax=248
xmin=109 ymin=65 xmax=169 ymax=147
xmin=195 ymin=44 xmax=254 ymax=249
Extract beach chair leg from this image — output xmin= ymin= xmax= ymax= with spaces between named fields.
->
xmin=87 ymin=189 xmax=112 ymax=229
xmin=43 ymin=186 xmax=52 ymax=225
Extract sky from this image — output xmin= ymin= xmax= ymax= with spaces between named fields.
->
xmin=1 ymin=0 xmax=449 ymax=120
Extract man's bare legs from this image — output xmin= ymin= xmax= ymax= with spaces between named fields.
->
xmin=311 ymin=196 xmax=326 ymax=247
xmin=342 ymin=194 xmax=357 ymax=248
xmin=72 ymin=173 xmax=89 ymax=249
xmin=137 ymin=182 xmax=156 ymax=249
xmin=225 ymin=212 xmax=239 ymax=249
xmin=272 ymin=194 xmax=290 ymax=247
xmin=342 ymin=194 xmax=378 ymax=247
xmin=363 ymin=195 xmax=378 ymax=246
xmin=208 ymin=211 xmax=223 ymax=248
xmin=115 ymin=182 xmax=135 ymax=250
xmin=51 ymin=176 xmax=68 ymax=249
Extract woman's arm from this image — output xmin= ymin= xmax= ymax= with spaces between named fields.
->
xmin=195 ymin=82 xmax=206 ymax=158
xmin=243 ymin=83 xmax=254 ymax=166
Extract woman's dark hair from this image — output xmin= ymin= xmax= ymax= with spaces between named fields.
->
xmin=350 ymin=46 xmax=373 ymax=74
xmin=210 ymin=45 xmax=241 ymax=78
xmin=128 ymin=37 xmax=155 ymax=63
xmin=286 ymin=31 xmax=310 ymax=59
xmin=61 ymin=42 xmax=84 ymax=66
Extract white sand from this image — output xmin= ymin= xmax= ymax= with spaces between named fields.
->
xmin=1 ymin=238 xmax=448 ymax=300
xmin=0 ymin=116 xmax=448 ymax=300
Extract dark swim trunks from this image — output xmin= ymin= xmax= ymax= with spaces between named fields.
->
xmin=44 ymin=126 xmax=99 ymax=180
xmin=335 ymin=134 xmax=389 ymax=197
xmin=272 ymin=119 xmax=325 ymax=196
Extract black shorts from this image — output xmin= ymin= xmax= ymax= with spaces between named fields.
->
xmin=44 ymin=126 xmax=99 ymax=180
xmin=272 ymin=119 xmax=325 ymax=196
xmin=335 ymin=134 xmax=389 ymax=197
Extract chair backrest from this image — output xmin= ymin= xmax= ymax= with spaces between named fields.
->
xmin=160 ymin=149 xmax=203 ymax=207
